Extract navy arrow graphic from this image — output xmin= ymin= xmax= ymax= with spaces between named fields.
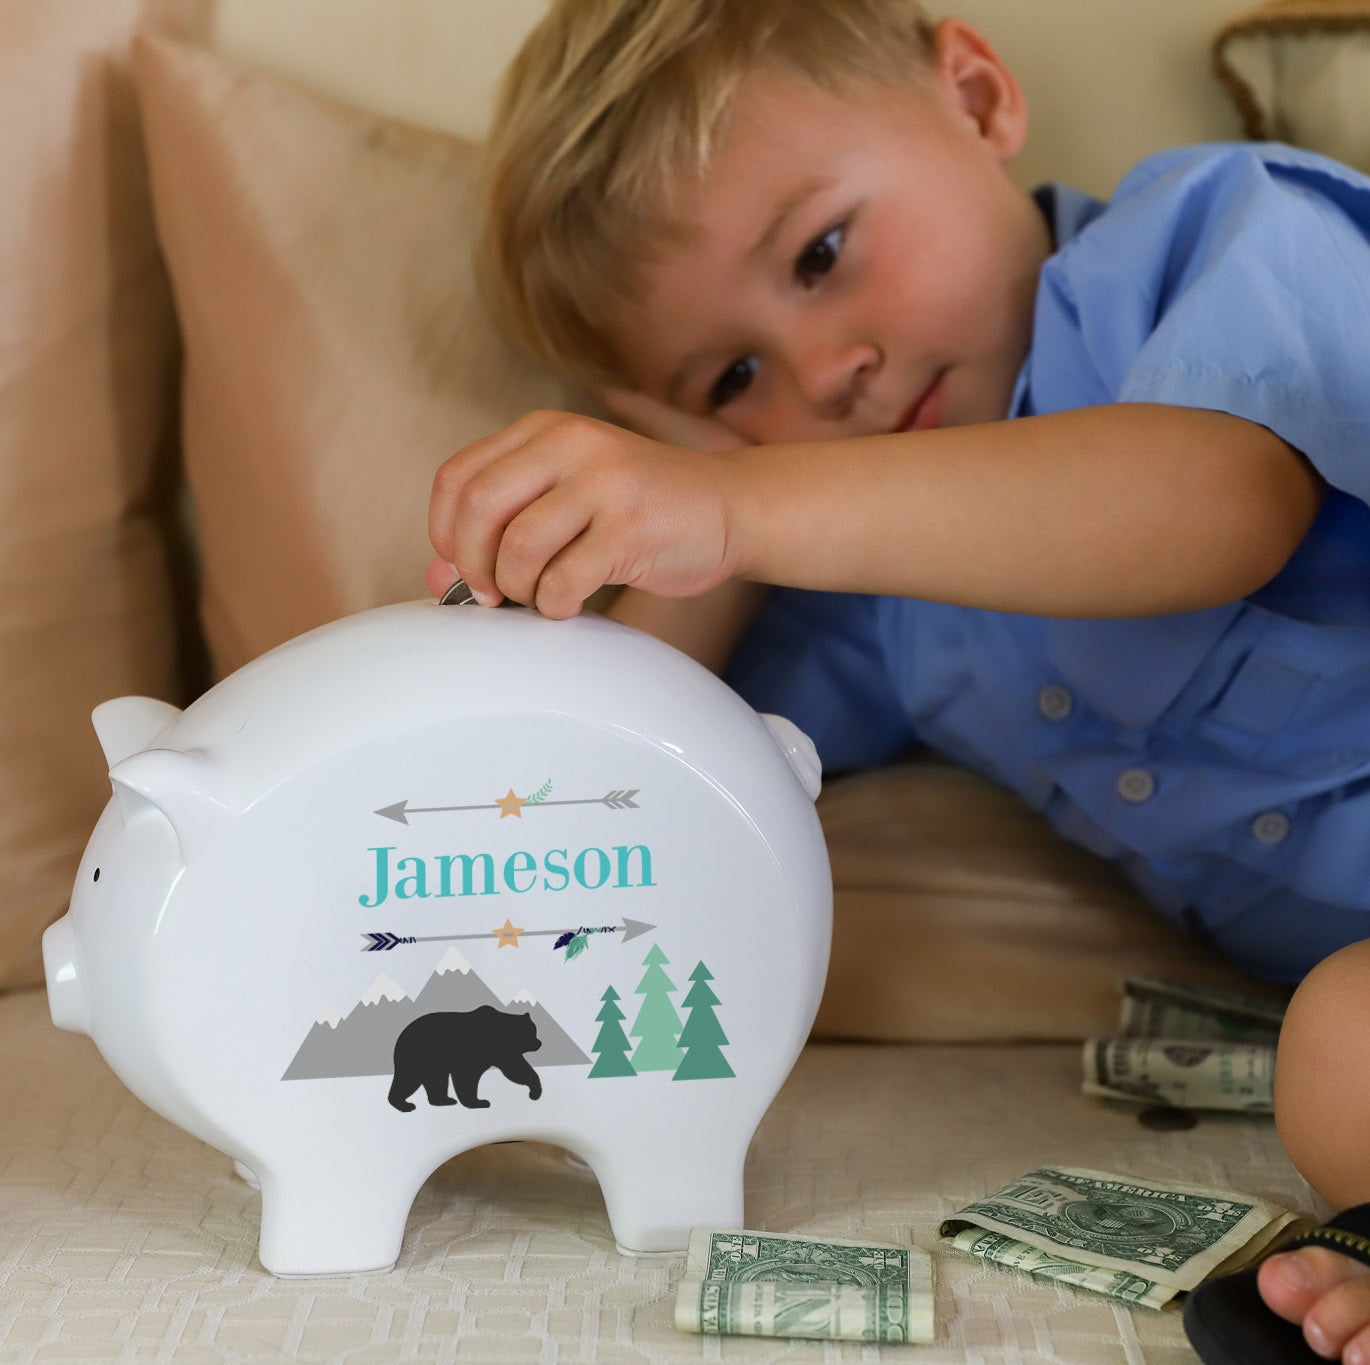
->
xmin=361 ymin=917 xmax=656 ymax=951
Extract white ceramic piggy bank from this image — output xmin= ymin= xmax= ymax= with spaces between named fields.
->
xmin=43 ymin=600 xmax=831 ymax=1276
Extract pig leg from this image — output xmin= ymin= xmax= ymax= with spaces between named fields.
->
xmin=588 ymin=1123 xmax=748 ymax=1256
xmin=254 ymin=1157 xmax=423 ymax=1277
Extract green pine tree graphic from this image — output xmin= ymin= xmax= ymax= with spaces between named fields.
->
xmin=673 ymin=961 xmax=735 ymax=1080
xmin=588 ymin=985 xmax=637 ymax=1078
xmin=629 ymin=944 xmax=685 ymax=1071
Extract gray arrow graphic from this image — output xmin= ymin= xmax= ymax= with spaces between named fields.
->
xmin=376 ymin=790 xmax=640 ymax=823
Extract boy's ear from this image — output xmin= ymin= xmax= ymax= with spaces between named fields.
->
xmin=932 ymin=17 xmax=1029 ymax=162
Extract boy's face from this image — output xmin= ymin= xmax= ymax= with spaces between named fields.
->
xmin=604 ymin=21 xmax=1051 ymax=445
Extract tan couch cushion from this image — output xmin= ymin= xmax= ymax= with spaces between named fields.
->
xmin=1215 ymin=0 xmax=1370 ymax=171
xmin=814 ymin=755 xmax=1279 ymax=1041
xmin=135 ymin=34 xmax=1280 ymax=1043
xmin=0 ymin=2 xmax=194 ymax=991
xmin=135 ymin=33 xmax=584 ymax=679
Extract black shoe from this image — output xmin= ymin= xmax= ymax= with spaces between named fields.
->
xmin=1184 ymin=1205 xmax=1370 ymax=1364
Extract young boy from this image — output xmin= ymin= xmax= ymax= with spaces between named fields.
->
xmin=426 ymin=1 xmax=1370 ymax=1357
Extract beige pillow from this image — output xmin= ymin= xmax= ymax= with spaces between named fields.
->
xmin=813 ymin=755 xmax=1279 ymax=1042
xmin=0 ymin=2 xmax=195 ymax=992
xmin=135 ymin=34 xmax=585 ymax=678
xmin=1215 ymin=0 xmax=1370 ymax=172
xmin=135 ymin=35 xmax=1279 ymax=1041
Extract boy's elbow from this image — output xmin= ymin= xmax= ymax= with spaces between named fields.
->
xmin=1218 ymin=432 xmax=1326 ymax=601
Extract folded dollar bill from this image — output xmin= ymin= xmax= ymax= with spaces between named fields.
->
xmin=940 ymin=1167 xmax=1300 ymax=1308
xmin=1083 ymin=1036 xmax=1276 ymax=1112
xmin=673 ymin=1228 xmax=935 ymax=1343
xmin=1120 ymin=976 xmax=1287 ymax=1043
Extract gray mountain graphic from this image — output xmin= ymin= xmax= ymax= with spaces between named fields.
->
xmin=281 ymin=971 xmax=420 ymax=1080
xmin=410 ymin=949 xmax=507 ymax=1017
xmin=282 ymin=947 xmax=588 ymax=1080
xmin=506 ymin=988 xmax=590 ymax=1066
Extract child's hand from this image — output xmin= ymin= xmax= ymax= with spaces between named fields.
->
xmin=428 ymin=400 xmax=749 ymax=619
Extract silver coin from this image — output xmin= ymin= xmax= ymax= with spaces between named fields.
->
xmin=439 ymin=578 xmax=479 ymax=607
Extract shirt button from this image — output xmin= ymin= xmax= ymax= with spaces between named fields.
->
xmin=1037 ymin=684 xmax=1074 ymax=721
xmin=1251 ymin=811 xmax=1290 ymax=845
xmin=1117 ymin=767 xmax=1156 ymax=804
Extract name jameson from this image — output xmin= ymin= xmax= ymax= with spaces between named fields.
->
xmin=359 ymin=843 xmax=657 ymax=907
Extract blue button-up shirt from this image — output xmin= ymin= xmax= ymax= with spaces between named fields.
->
xmin=725 ymin=143 xmax=1370 ymax=983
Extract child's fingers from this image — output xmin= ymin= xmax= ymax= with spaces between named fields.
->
xmin=530 ymin=531 xmax=621 ymax=620
xmin=428 ymin=410 xmax=576 ymax=600
xmin=490 ymin=485 xmax=595 ymax=610
xmin=426 ymin=557 xmax=460 ymax=599
xmin=512 ymin=529 xmax=619 ymax=624
xmin=429 ymin=410 xmax=562 ymax=545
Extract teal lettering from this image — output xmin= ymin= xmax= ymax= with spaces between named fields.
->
xmin=437 ymin=853 xmax=496 ymax=897
xmin=395 ymin=856 xmax=429 ymax=899
xmin=359 ymin=846 xmax=395 ymax=907
xmin=574 ymin=846 xmax=611 ymax=890
xmin=504 ymin=850 xmax=536 ymax=894
xmin=543 ymin=848 xmax=569 ymax=891
xmin=363 ymin=844 xmax=654 ymax=903
xmin=614 ymin=844 xmax=655 ymax=887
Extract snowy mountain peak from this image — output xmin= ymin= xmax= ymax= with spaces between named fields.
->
xmin=509 ymin=987 xmax=538 ymax=1007
xmin=360 ymin=974 xmax=408 ymax=1006
xmin=434 ymin=947 xmax=473 ymax=976
xmin=315 ymin=1004 xmax=343 ymax=1028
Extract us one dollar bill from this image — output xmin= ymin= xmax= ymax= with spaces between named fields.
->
xmin=1120 ymin=976 xmax=1287 ymax=1043
xmin=673 ymin=1228 xmax=935 ymax=1343
xmin=940 ymin=1167 xmax=1300 ymax=1308
xmin=1083 ymin=1036 xmax=1276 ymax=1112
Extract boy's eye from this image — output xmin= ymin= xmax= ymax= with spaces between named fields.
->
xmin=709 ymin=356 xmax=758 ymax=409
xmin=795 ymin=223 xmax=844 ymax=286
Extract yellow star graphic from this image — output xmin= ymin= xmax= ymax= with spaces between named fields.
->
xmin=494 ymin=787 xmax=526 ymax=819
xmin=492 ymin=918 xmax=525 ymax=948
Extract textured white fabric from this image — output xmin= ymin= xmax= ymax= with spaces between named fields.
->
xmin=0 ymin=988 xmax=1321 ymax=1361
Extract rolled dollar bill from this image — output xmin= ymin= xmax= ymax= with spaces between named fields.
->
xmin=673 ymin=1228 xmax=935 ymax=1343
xmin=1120 ymin=976 xmax=1286 ymax=1043
xmin=944 ymin=1226 xmax=1178 ymax=1309
xmin=940 ymin=1167 xmax=1300 ymax=1308
xmin=1083 ymin=1036 xmax=1276 ymax=1112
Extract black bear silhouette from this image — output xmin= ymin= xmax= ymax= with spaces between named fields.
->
xmin=388 ymin=1007 xmax=543 ymax=1111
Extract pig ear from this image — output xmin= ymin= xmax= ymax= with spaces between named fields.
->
xmin=92 ymin=696 xmax=183 ymax=767
xmin=107 ymin=748 xmax=232 ymax=849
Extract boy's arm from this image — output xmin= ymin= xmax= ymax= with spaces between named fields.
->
xmin=597 ymin=388 xmax=766 ymax=669
xmin=430 ymin=401 xmax=1324 ymax=620
xmin=728 ymin=403 xmax=1325 ymax=617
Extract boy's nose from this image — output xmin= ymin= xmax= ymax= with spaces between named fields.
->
xmin=792 ymin=340 xmax=882 ymax=420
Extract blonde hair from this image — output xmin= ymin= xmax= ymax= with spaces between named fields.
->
xmin=479 ymin=0 xmax=937 ymax=389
